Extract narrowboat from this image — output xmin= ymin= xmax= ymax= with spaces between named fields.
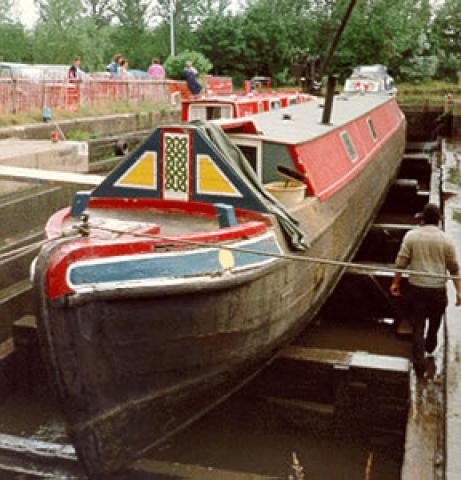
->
xmin=181 ymin=89 xmax=311 ymax=122
xmin=33 ymin=87 xmax=406 ymax=477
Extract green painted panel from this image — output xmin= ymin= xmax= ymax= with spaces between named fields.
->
xmin=262 ymin=142 xmax=295 ymax=184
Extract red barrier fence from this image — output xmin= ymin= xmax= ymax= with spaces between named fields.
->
xmin=0 ymin=79 xmax=171 ymax=115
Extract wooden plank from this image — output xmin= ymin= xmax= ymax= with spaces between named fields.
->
xmin=278 ymin=345 xmax=409 ymax=373
xmin=405 ymin=141 xmax=440 ymax=153
xmin=0 ymin=434 xmax=83 ymax=479
xmin=372 ymin=223 xmax=415 ymax=231
xmin=0 ymin=165 xmax=104 ymax=186
xmin=402 ymin=153 xmax=432 ymax=162
xmin=392 ymin=178 xmax=419 ymax=189
xmin=0 ymin=434 xmax=76 ymax=461
xmin=345 ymin=263 xmax=397 ymax=277
xmin=0 ymin=338 xmax=13 ymax=360
xmin=278 ymin=345 xmax=352 ymax=365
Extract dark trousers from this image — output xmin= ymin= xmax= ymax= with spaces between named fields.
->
xmin=408 ymin=285 xmax=447 ymax=374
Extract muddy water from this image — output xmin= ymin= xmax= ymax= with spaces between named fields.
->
xmin=146 ymin=394 xmax=402 ymax=479
xmin=143 ymin=313 xmax=410 ymax=479
xmin=0 ymin=305 xmax=408 ymax=479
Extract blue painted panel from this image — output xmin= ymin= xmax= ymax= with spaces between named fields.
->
xmin=69 ymin=235 xmax=280 ymax=286
xmin=71 ymin=191 xmax=91 ymax=217
xmin=91 ymin=130 xmax=162 ymax=199
xmin=214 ymin=203 xmax=237 ymax=228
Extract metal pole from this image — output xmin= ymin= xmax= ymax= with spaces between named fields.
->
xmin=170 ymin=0 xmax=175 ymax=57
xmin=317 ymin=0 xmax=358 ymax=81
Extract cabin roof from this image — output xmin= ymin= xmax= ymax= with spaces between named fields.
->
xmin=214 ymin=94 xmax=393 ymax=145
xmin=183 ymin=91 xmax=300 ymax=106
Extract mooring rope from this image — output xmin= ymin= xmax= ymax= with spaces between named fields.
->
xmin=78 ymin=223 xmax=461 ymax=282
xmin=0 ymin=238 xmax=49 ymax=263
xmin=0 ymin=233 xmax=71 ymax=265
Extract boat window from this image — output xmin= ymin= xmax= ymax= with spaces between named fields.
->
xmin=232 ymin=140 xmax=262 ymax=180
xmin=288 ymin=97 xmax=297 ymax=106
xmin=270 ymin=100 xmax=281 ymax=110
xmin=238 ymin=145 xmax=258 ymax=172
xmin=367 ymin=118 xmax=378 ymax=141
xmin=189 ymin=105 xmax=232 ymax=121
xmin=258 ymin=101 xmax=264 ymax=113
xmin=340 ymin=131 xmax=358 ymax=162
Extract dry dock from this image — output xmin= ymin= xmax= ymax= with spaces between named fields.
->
xmin=0 ymin=134 xmax=459 ymax=479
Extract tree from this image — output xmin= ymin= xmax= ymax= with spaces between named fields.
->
xmin=163 ymin=50 xmax=212 ymax=79
xmin=82 ymin=0 xmax=113 ymax=26
xmin=109 ymin=0 xmax=153 ymax=68
xmin=311 ymin=0 xmax=432 ymax=81
xmin=0 ymin=0 xmax=14 ymax=23
xmin=35 ymin=0 xmax=84 ymax=28
xmin=195 ymin=14 xmax=246 ymax=79
xmin=432 ymin=0 xmax=461 ymax=81
xmin=239 ymin=0 xmax=297 ymax=79
xmin=0 ymin=23 xmax=32 ymax=62
xmin=32 ymin=0 xmax=113 ymax=69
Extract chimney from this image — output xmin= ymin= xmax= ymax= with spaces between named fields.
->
xmin=322 ymin=76 xmax=336 ymax=125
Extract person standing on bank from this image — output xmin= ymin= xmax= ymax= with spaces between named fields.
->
xmin=390 ymin=203 xmax=461 ymax=377
xmin=68 ymin=56 xmax=81 ymax=82
xmin=183 ymin=61 xmax=202 ymax=97
xmin=147 ymin=58 xmax=165 ymax=80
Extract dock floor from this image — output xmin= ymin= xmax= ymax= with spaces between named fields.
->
xmin=443 ymin=141 xmax=461 ymax=479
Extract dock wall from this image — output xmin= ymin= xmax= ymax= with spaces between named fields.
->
xmin=0 ymin=108 xmax=180 ymax=141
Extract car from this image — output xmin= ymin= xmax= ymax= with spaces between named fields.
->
xmin=127 ymin=69 xmax=151 ymax=80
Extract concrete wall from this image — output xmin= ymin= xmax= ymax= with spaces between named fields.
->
xmin=0 ymin=109 xmax=180 ymax=141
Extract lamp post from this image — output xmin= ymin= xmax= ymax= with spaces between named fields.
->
xmin=169 ymin=0 xmax=175 ymax=57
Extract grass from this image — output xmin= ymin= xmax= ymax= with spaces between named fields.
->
xmin=396 ymin=80 xmax=461 ymax=105
xmin=65 ymin=129 xmax=99 ymax=141
xmin=448 ymin=167 xmax=460 ymax=186
xmin=0 ymin=100 xmax=173 ymax=128
xmin=453 ymin=210 xmax=461 ymax=224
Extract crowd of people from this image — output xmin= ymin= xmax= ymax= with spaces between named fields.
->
xmin=67 ymin=54 xmax=202 ymax=96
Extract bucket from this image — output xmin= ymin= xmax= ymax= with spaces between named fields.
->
xmin=265 ymin=181 xmax=306 ymax=207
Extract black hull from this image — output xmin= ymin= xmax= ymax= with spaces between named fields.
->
xmin=34 ymin=123 xmax=406 ymax=477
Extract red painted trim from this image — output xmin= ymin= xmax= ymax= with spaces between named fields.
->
xmin=46 ymin=220 xmax=268 ymax=300
xmin=181 ymin=103 xmax=188 ymax=122
xmin=44 ymin=198 xmax=271 ymax=240
xmin=220 ymin=120 xmax=259 ymax=134
xmin=188 ymin=130 xmax=193 ymax=201
xmin=160 ymin=129 xmax=165 ymax=199
xmin=162 ymin=127 xmax=186 ymax=134
xmin=286 ymin=145 xmax=314 ymax=195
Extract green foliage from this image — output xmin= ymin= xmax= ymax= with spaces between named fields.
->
xmin=0 ymin=0 xmax=13 ymax=23
xmin=164 ymin=50 xmax=212 ymax=80
xmin=432 ymin=0 xmax=461 ymax=81
xmin=0 ymin=23 xmax=32 ymax=62
xmin=66 ymin=129 xmax=97 ymax=140
xmin=195 ymin=14 xmax=246 ymax=77
xmin=0 ymin=0 xmax=459 ymax=87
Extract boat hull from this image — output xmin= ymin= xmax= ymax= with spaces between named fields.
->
xmin=34 ymin=121 xmax=405 ymax=477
